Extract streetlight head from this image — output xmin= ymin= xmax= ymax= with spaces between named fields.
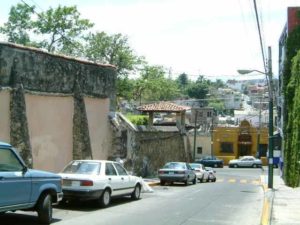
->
xmin=237 ymin=69 xmax=253 ymax=75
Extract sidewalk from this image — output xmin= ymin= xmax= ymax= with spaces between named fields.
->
xmin=261 ymin=171 xmax=300 ymax=225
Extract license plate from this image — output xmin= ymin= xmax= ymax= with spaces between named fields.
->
xmin=72 ymin=181 xmax=80 ymax=186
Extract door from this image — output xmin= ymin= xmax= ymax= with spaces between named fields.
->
xmin=105 ymin=162 xmax=121 ymax=196
xmin=0 ymin=148 xmax=31 ymax=207
xmin=113 ymin=163 xmax=133 ymax=195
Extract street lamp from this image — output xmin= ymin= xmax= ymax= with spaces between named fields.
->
xmin=238 ymin=47 xmax=274 ymax=189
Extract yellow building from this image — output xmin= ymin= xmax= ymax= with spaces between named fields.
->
xmin=212 ymin=120 xmax=268 ymax=165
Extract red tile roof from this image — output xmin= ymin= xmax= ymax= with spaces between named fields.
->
xmin=137 ymin=102 xmax=190 ymax=112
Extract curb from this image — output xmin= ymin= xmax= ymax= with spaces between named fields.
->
xmin=260 ymin=177 xmax=274 ymax=225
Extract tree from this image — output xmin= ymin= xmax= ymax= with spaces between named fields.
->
xmin=133 ymin=65 xmax=180 ymax=103
xmin=0 ymin=3 xmax=93 ymax=55
xmin=0 ymin=3 xmax=35 ymax=45
xmin=33 ymin=5 xmax=93 ymax=54
xmin=176 ymin=73 xmax=189 ymax=89
xmin=84 ymin=32 xmax=144 ymax=77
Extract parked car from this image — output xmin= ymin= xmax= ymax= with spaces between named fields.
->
xmin=158 ymin=162 xmax=197 ymax=185
xmin=195 ymin=156 xmax=224 ymax=168
xmin=189 ymin=163 xmax=209 ymax=182
xmin=205 ymin=167 xmax=217 ymax=182
xmin=59 ymin=160 xmax=142 ymax=207
xmin=0 ymin=141 xmax=63 ymax=224
xmin=228 ymin=156 xmax=262 ymax=168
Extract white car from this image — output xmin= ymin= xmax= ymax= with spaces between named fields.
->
xmin=189 ymin=163 xmax=210 ymax=182
xmin=229 ymin=156 xmax=262 ymax=168
xmin=59 ymin=160 xmax=142 ymax=207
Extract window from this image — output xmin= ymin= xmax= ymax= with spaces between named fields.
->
xmin=221 ymin=142 xmax=234 ymax=153
xmin=114 ymin=163 xmax=128 ymax=175
xmin=197 ymin=147 xmax=203 ymax=154
xmin=0 ymin=148 xmax=23 ymax=171
xmin=105 ymin=163 xmax=117 ymax=176
xmin=259 ymin=144 xmax=268 ymax=157
xmin=207 ymin=111 xmax=212 ymax=117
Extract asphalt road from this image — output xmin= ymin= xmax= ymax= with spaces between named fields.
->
xmin=1 ymin=167 xmax=266 ymax=225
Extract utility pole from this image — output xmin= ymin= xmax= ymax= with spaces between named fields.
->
xmin=257 ymin=96 xmax=262 ymax=158
xmin=193 ymin=109 xmax=198 ymax=161
xmin=268 ymin=46 xmax=274 ymax=189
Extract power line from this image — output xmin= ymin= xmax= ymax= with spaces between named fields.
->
xmin=252 ymin=0 xmax=267 ymax=74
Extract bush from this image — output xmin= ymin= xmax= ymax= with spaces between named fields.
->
xmin=126 ymin=114 xmax=148 ymax=125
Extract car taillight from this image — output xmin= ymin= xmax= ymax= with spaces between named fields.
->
xmin=80 ymin=180 xmax=93 ymax=186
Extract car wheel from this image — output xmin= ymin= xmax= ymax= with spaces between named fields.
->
xmin=253 ymin=164 xmax=257 ymax=168
xmin=160 ymin=180 xmax=165 ymax=186
xmin=214 ymin=164 xmax=218 ymax=168
xmin=199 ymin=177 xmax=203 ymax=183
xmin=193 ymin=177 xmax=197 ymax=185
xmin=37 ymin=193 xmax=52 ymax=224
xmin=99 ymin=189 xmax=111 ymax=207
xmin=233 ymin=164 xmax=238 ymax=168
xmin=184 ymin=180 xmax=188 ymax=186
xmin=131 ymin=184 xmax=141 ymax=200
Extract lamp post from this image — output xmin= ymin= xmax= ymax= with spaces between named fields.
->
xmin=237 ymin=46 xmax=274 ymax=189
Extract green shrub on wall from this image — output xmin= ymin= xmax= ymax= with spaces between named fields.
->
xmin=284 ymin=50 xmax=300 ymax=187
xmin=126 ymin=114 xmax=148 ymax=125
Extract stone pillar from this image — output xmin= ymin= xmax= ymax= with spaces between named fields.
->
xmin=73 ymin=80 xmax=93 ymax=160
xmin=148 ymin=112 xmax=154 ymax=127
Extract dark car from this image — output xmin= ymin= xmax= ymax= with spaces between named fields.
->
xmin=195 ymin=156 xmax=224 ymax=168
xmin=158 ymin=162 xmax=197 ymax=185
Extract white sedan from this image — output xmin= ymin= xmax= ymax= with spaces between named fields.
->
xmin=59 ymin=160 xmax=142 ymax=207
xmin=189 ymin=163 xmax=209 ymax=182
xmin=229 ymin=156 xmax=262 ymax=168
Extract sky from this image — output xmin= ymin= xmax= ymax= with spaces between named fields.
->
xmin=0 ymin=0 xmax=300 ymax=81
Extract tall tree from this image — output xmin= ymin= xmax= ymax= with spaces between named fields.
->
xmin=33 ymin=5 xmax=93 ymax=54
xmin=0 ymin=3 xmax=35 ymax=45
xmin=0 ymin=3 xmax=93 ymax=55
xmin=84 ymin=32 xmax=144 ymax=77
xmin=176 ymin=73 xmax=189 ymax=89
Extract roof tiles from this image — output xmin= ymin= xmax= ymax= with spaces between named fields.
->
xmin=137 ymin=102 xmax=190 ymax=112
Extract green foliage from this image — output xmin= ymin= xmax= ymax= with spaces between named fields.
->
xmin=133 ymin=65 xmax=180 ymax=102
xmin=84 ymin=32 xmax=144 ymax=78
xmin=283 ymin=26 xmax=300 ymax=187
xmin=34 ymin=5 xmax=93 ymax=53
xmin=0 ymin=3 xmax=35 ymax=45
xmin=126 ymin=114 xmax=148 ymax=125
xmin=0 ymin=3 xmax=93 ymax=55
xmin=208 ymin=100 xmax=225 ymax=113
xmin=176 ymin=73 xmax=189 ymax=90
xmin=186 ymin=82 xmax=209 ymax=99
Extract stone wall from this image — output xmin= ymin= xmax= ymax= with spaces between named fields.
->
xmin=0 ymin=42 xmax=116 ymax=171
xmin=131 ymin=132 xmax=189 ymax=177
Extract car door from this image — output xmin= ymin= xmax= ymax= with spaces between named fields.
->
xmin=113 ymin=163 xmax=133 ymax=195
xmin=0 ymin=148 xmax=31 ymax=208
xmin=105 ymin=162 xmax=121 ymax=196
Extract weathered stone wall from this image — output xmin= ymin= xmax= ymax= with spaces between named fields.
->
xmin=0 ymin=43 xmax=116 ymax=101
xmin=131 ymin=132 xmax=188 ymax=177
xmin=0 ymin=43 xmax=116 ymax=170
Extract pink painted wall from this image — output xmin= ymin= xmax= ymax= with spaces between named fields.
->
xmin=25 ymin=94 xmax=73 ymax=172
xmin=84 ymin=97 xmax=112 ymax=160
xmin=0 ymin=90 xmax=10 ymax=143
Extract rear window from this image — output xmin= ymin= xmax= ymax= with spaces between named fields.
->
xmin=163 ymin=162 xmax=186 ymax=170
xmin=62 ymin=161 xmax=101 ymax=175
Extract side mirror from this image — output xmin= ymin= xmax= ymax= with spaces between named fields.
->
xmin=22 ymin=166 xmax=28 ymax=174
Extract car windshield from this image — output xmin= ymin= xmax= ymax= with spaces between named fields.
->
xmin=189 ymin=163 xmax=200 ymax=169
xmin=62 ymin=161 xmax=100 ymax=175
xmin=163 ymin=162 xmax=186 ymax=170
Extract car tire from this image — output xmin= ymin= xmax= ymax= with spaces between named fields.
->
xmin=253 ymin=164 xmax=257 ymax=168
xmin=193 ymin=177 xmax=197 ymax=185
xmin=199 ymin=177 xmax=203 ymax=183
xmin=37 ymin=193 xmax=52 ymax=224
xmin=184 ymin=180 xmax=188 ymax=186
xmin=214 ymin=164 xmax=218 ymax=168
xmin=233 ymin=164 xmax=238 ymax=168
xmin=160 ymin=180 xmax=165 ymax=186
xmin=99 ymin=189 xmax=111 ymax=207
xmin=131 ymin=184 xmax=141 ymax=200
